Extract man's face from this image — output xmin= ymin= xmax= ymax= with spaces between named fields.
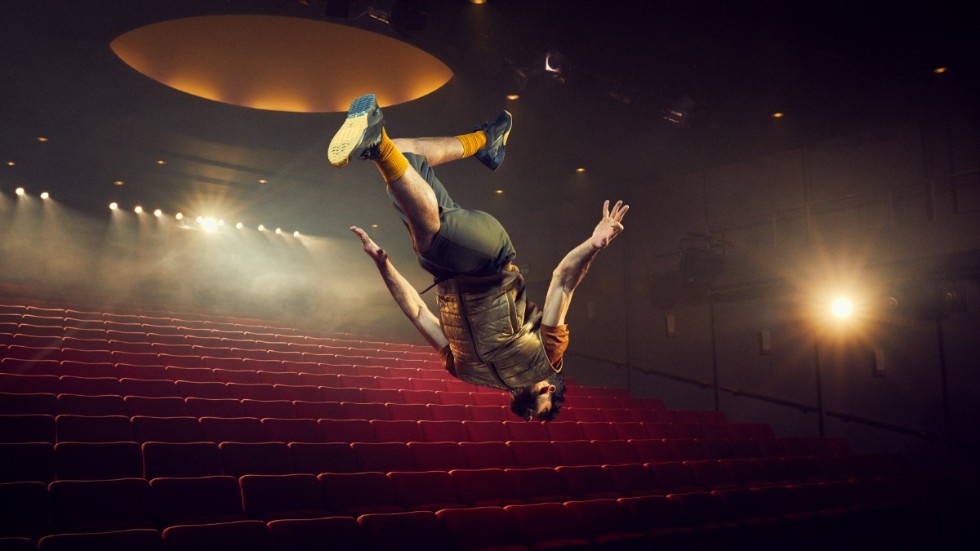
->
xmin=529 ymin=380 xmax=557 ymax=419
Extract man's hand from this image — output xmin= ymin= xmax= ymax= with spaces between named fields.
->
xmin=351 ymin=226 xmax=388 ymax=265
xmin=591 ymin=200 xmax=629 ymax=250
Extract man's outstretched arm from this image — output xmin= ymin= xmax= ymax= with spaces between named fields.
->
xmin=542 ymin=200 xmax=629 ymax=326
xmin=351 ymin=226 xmax=449 ymax=351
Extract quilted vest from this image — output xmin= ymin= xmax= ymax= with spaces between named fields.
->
xmin=436 ymin=270 xmax=558 ymax=391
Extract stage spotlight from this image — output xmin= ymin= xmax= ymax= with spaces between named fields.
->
xmin=258 ymin=224 xmax=266 ymax=231
xmin=109 ymin=202 xmax=118 ymax=210
xmin=40 ymin=192 xmax=50 ymax=200
xmin=293 ymin=231 xmax=300 ymax=237
xmin=15 ymin=187 xmax=25 ymax=196
xmin=275 ymin=228 xmax=282 ymax=235
xmin=200 ymin=217 xmax=219 ymax=232
xmin=134 ymin=205 xmax=143 ymax=214
xmin=175 ymin=212 xmax=184 ymax=220
xmin=236 ymin=222 xmax=243 ymax=229
xmin=830 ymin=297 xmax=854 ymax=319
xmin=153 ymin=209 xmax=162 ymax=217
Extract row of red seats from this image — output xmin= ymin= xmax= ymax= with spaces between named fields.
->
xmin=1 ymin=473 xmax=928 ymax=548
xmin=0 ymin=394 xmax=719 ymax=428
xmin=0 ymin=344 xmax=440 ymax=371
xmin=0 ymin=412 xmax=772 ymax=445
xmin=0 ymin=306 xmax=417 ymax=350
xmin=1 ymin=437 xmax=860 ymax=484
xmin=0 ymin=371 xmax=489 ymax=396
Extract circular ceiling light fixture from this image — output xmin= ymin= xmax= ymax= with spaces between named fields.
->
xmin=110 ymin=15 xmax=454 ymax=113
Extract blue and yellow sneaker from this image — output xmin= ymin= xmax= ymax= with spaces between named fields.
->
xmin=328 ymin=93 xmax=384 ymax=167
xmin=474 ymin=110 xmax=512 ymax=171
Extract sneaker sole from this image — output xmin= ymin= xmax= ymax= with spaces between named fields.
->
xmin=328 ymin=94 xmax=377 ymax=168
xmin=500 ymin=110 xmax=512 ymax=147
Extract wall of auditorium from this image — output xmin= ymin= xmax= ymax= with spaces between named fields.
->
xmin=541 ymin=113 xmax=979 ymax=471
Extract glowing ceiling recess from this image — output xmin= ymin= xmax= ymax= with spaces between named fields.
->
xmin=110 ymin=15 xmax=454 ymax=113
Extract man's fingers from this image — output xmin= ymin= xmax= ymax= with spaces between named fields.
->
xmin=616 ymin=204 xmax=630 ymax=221
xmin=602 ymin=199 xmax=610 ymax=219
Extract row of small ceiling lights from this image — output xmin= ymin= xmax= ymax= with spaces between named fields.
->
xmin=6 ymin=138 xmax=299 ymax=236
xmin=108 ymin=202 xmax=302 ymax=237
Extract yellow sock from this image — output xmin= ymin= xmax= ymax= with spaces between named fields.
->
xmin=455 ymin=130 xmax=487 ymax=158
xmin=376 ymin=128 xmax=409 ymax=183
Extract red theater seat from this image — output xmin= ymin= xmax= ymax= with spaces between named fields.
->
xmin=0 ymin=414 xmax=56 ymax=444
xmin=0 ymin=373 xmax=59 ymax=394
xmin=55 ymin=414 xmax=133 ymax=442
xmin=119 ymin=378 xmax=176 ymax=398
xmin=357 ymin=511 xmax=446 ymax=551
xmin=262 ymin=418 xmax=322 ymax=443
xmin=132 ymin=415 xmax=205 ymax=442
xmin=150 ymin=475 xmax=246 ymax=526
xmin=408 ymin=442 xmax=467 ymax=471
xmin=508 ymin=441 xmax=561 ymax=468
xmin=200 ymin=417 xmax=266 ymax=443
xmin=240 ymin=473 xmax=329 ymax=520
xmin=603 ymin=463 xmax=657 ymax=497
xmin=0 ymin=481 xmax=48 ymax=539
xmin=370 ymin=420 xmax=423 ymax=443
xmin=184 ymin=398 xmax=244 ymax=418
xmin=436 ymin=506 xmax=526 ymax=551
xmin=340 ymin=402 xmax=389 ymax=421
xmin=449 ymin=468 xmax=522 ymax=508
xmin=242 ymin=399 xmax=296 ymax=419
xmin=553 ymin=440 xmax=601 ymax=467
xmin=162 ymin=520 xmax=272 ymax=551
xmin=56 ymin=393 xmax=125 ymax=416
xmin=387 ymin=403 xmax=430 ymax=421
xmin=123 ymin=396 xmax=188 ymax=417
xmin=267 ymin=516 xmax=367 ymax=551
xmin=564 ymin=498 xmax=647 ymax=548
xmin=465 ymin=405 xmax=509 ymax=421
xmin=418 ymin=420 xmax=468 ymax=443
xmin=0 ymin=392 xmax=58 ymax=415
xmin=142 ymin=441 xmax=223 ymax=479
xmin=352 ymin=442 xmax=415 ymax=472
xmin=503 ymin=502 xmax=591 ymax=549
xmin=593 ymin=440 xmax=639 ymax=465
xmin=505 ymin=467 xmax=572 ymax=504
xmin=318 ymin=472 xmax=402 ymax=516
xmin=388 ymin=470 xmax=465 ymax=511
xmin=55 ymin=441 xmax=143 ymax=480
xmin=463 ymin=420 xmax=508 ymax=442
xmin=318 ymin=419 xmax=376 ymax=443
xmin=49 ymin=478 xmax=154 ymax=533
xmin=459 ymin=441 xmax=514 ymax=469
xmin=37 ymin=529 xmax=164 ymax=551
xmin=288 ymin=442 xmax=359 ymax=474
xmin=219 ymin=441 xmax=292 ymax=476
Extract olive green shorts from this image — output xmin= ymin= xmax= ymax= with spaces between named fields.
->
xmin=388 ymin=153 xmax=516 ymax=279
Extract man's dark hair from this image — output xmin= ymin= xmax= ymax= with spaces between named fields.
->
xmin=509 ymin=372 xmax=566 ymax=422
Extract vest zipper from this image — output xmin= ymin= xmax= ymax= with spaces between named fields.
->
xmin=455 ymin=285 xmax=513 ymax=391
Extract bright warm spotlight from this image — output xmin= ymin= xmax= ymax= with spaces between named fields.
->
xmin=830 ymin=297 xmax=854 ymax=319
xmin=40 ymin=192 xmax=50 ymax=200
xmin=235 ymin=222 xmax=243 ymax=229
xmin=258 ymin=224 xmax=266 ymax=231
xmin=153 ymin=209 xmax=162 ymax=217
xmin=134 ymin=205 xmax=143 ymax=214
xmin=275 ymin=228 xmax=282 ymax=235
xmin=109 ymin=202 xmax=118 ymax=210
xmin=175 ymin=212 xmax=184 ymax=220
xmin=15 ymin=187 xmax=25 ymax=196
xmin=200 ymin=217 xmax=219 ymax=232
xmin=293 ymin=231 xmax=300 ymax=237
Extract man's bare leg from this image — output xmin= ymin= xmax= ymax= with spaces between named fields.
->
xmin=392 ymin=137 xmax=464 ymax=168
xmin=328 ymin=94 xmax=512 ymax=252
